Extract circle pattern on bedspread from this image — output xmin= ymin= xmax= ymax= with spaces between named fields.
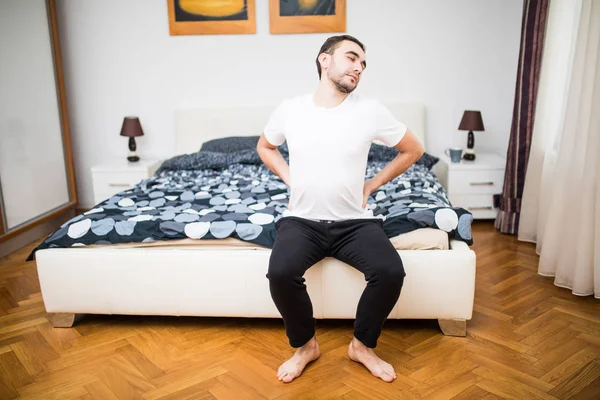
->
xmin=248 ymin=213 xmax=274 ymax=225
xmin=458 ymin=213 xmax=473 ymax=240
xmin=180 ymin=190 xmax=194 ymax=201
xmin=210 ymin=220 xmax=236 ymax=238
xmin=236 ymin=223 xmax=262 ymax=240
xmin=434 ymin=208 xmax=458 ymax=232
xmin=118 ymin=198 xmax=135 ymax=207
xmin=67 ymin=218 xmax=91 ymax=239
xmin=91 ymin=218 xmax=115 ymax=235
xmin=115 ymin=220 xmax=136 ymax=236
xmin=129 ymin=214 xmax=154 ymax=222
xmin=184 ymin=221 xmax=211 ymax=239
xmin=174 ymin=213 xmax=199 ymax=223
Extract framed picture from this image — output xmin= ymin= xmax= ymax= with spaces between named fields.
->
xmin=167 ymin=0 xmax=256 ymax=35
xmin=269 ymin=0 xmax=346 ymax=34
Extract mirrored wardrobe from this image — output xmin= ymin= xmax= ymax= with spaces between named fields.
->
xmin=0 ymin=0 xmax=77 ymax=257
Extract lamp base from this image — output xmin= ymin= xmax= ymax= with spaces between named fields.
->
xmin=462 ymin=152 xmax=476 ymax=161
xmin=127 ymin=137 xmax=140 ymax=162
xmin=463 ymin=130 xmax=476 ymax=161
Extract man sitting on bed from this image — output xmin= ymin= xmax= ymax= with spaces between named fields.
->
xmin=256 ymin=35 xmax=424 ymax=383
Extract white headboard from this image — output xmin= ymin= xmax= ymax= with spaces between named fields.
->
xmin=174 ymin=102 xmax=426 ymax=156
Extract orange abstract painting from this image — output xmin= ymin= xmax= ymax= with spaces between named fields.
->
xmin=167 ymin=0 xmax=256 ymax=35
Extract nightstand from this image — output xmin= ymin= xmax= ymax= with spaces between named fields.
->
xmin=91 ymin=158 xmax=162 ymax=205
xmin=434 ymin=153 xmax=506 ymax=219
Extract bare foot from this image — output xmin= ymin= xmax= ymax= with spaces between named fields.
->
xmin=277 ymin=336 xmax=320 ymax=383
xmin=348 ymin=337 xmax=397 ymax=382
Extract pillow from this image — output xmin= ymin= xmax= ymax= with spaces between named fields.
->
xmin=416 ymin=152 xmax=440 ymax=169
xmin=200 ymin=136 xmax=260 ymax=153
xmin=389 ymin=228 xmax=449 ymax=250
xmin=368 ymin=143 xmax=399 ymax=162
xmin=200 ymin=136 xmax=290 ymax=158
xmin=368 ymin=143 xmax=440 ymax=169
xmin=198 ymin=138 xmax=437 ymax=168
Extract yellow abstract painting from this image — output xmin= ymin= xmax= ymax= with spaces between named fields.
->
xmin=167 ymin=0 xmax=256 ymax=35
xmin=270 ymin=0 xmax=345 ymax=34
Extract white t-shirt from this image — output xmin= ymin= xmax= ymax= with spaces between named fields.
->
xmin=263 ymin=92 xmax=407 ymax=221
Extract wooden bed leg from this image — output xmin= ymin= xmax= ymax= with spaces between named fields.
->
xmin=438 ymin=319 xmax=467 ymax=337
xmin=48 ymin=313 xmax=77 ymax=328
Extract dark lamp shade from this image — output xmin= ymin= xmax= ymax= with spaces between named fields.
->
xmin=120 ymin=116 xmax=144 ymax=137
xmin=458 ymin=110 xmax=485 ymax=131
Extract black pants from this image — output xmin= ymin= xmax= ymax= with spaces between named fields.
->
xmin=266 ymin=216 xmax=406 ymax=349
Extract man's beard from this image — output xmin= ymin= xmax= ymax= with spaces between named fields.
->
xmin=329 ymin=70 xmax=357 ymax=94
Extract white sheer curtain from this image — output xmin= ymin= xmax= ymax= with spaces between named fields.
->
xmin=519 ymin=0 xmax=599 ymax=298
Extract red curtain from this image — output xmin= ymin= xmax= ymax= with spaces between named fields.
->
xmin=495 ymin=0 xmax=549 ymax=235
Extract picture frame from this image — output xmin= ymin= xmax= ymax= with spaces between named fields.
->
xmin=269 ymin=0 xmax=346 ymax=34
xmin=167 ymin=0 xmax=256 ymax=35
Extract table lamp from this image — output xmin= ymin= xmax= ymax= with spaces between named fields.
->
xmin=120 ymin=116 xmax=144 ymax=162
xmin=458 ymin=110 xmax=485 ymax=161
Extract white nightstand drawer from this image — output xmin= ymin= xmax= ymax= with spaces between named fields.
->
xmin=94 ymin=192 xmax=122 ymax=205
xmin=450 ymin=194 xmax=498 ymax=219
xmin=93 ymin=172 xmax=147 ymax=190
xmin=438 ymin=153 xmax=505 ymax=220
xmin=90 ymin=158 xmax=161 ymax=208
xmin=448 ymin=170 xmax=504 ymax=194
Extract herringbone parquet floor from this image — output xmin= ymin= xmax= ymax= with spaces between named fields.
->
xmin=0 ymin=221 xmax=599 ymax=399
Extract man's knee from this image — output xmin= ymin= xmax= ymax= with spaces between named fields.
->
xmin=382 ymin=265 xmax=406 ymax=285
xmin=266 ymin=251 xmax=300 ymax=284
xmin=372 ymin=257 xmax=406 ymax=286
xmin=266 ymin=265 xmax=290 ymax=284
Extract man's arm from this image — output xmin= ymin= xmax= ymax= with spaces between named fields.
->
xmin=257 ymin=133 xmax=291 ymax=186
xmin=363 ymin=129 xmax=424 ymax=206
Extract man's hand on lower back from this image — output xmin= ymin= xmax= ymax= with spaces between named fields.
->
xmin=362 ymin=179 xmax=378 ymax=208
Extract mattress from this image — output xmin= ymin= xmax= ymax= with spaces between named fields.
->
xmin=36 ymin=239 xmax=475 ymax=320
xmin=78 ymin=227 xmax=449 ymax=251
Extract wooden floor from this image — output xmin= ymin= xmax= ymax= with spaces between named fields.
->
xmin=0 ymin=221 xmax=599 ymax=399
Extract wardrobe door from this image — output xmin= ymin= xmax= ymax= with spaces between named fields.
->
xmin=0 ymin=0 xmax=77 ymax=241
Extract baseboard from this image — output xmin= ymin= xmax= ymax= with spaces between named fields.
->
xmin=0 ymin=209 xmax=76 ymax=259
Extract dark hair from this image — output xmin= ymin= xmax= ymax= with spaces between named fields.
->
xmin=316 ymin=35 xmax=366 ymax=78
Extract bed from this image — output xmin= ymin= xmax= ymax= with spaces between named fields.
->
xmin=30 ymin=102 xmax=476 ymax=336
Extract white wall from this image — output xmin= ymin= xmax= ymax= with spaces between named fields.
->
xmin=56 ymin=0 xmax=523 ymax=208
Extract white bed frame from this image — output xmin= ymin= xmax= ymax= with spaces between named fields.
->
xmin=36 ymin=102 xmax=476 ymax=336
